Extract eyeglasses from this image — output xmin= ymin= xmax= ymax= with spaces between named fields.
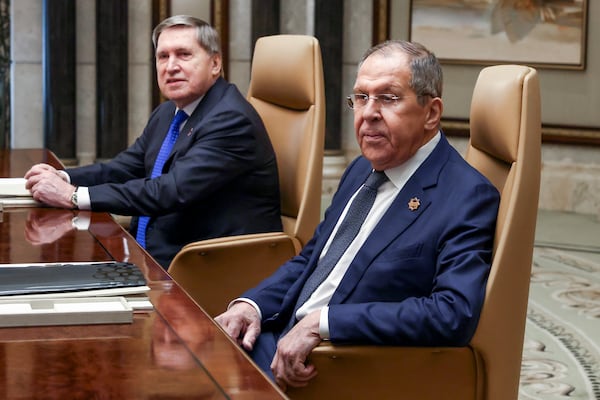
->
xmin=346 ymin=93 xmax=433 ymax=110
xmin=346 ymin=93 xmax=402 ymax=110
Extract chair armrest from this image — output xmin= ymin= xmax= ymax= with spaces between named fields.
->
xmin=168 ymin=232 xmax=301 ymax=316
xmin=287 ymin=343 xmax=483 ymax=400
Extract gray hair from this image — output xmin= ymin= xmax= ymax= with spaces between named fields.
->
xmin=152 ymin=15 xmax=221 ymax=55
xmin=360 ymin=40 xmax=443 ymax=105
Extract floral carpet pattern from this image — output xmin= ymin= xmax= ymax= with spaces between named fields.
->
xmin=519 ymin=231 xmax=600 ymax=400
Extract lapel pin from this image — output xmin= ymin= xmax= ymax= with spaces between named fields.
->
xmin=408 ymin=197 xmax=420 ymax=211
xmin=186 ymin=128 xmax=194 ymax=137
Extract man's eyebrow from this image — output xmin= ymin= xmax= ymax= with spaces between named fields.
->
xmin=353 ymin=84 xmax=406 ymax=93
xmin=156 ymin=45 xmax=192 ymax=53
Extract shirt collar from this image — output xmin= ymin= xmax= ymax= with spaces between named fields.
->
xmin=384 ymin=131 xmax=441 ymax=189
xmin=178 ymin=96 xmax=203 ymax=118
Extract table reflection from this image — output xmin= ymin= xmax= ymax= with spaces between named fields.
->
xmin=151 ymin=292 xmax=215 ymax=370
xmin=24 ymin=209 xmax=79 ymax=245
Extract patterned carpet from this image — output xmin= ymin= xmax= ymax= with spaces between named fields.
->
xmin=519 ymin=212 xmax=600 ymax=400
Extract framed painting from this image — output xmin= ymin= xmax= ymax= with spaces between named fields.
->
xmin=409 ymin=0 xmax=588 ymax=70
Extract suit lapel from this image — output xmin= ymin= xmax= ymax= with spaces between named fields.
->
xmin=329 ymin=136 xmax=452 ymax=305
xmin=314 ymin=166 xmax=371 ymax=256
xmin=155 ymin=103 xmax=176 ymax=143
xmin=329 ymin=182 xmax=431 ymax=304
xmin=178 ymin=77 xmax=228 ymax=140
xmin=278 ymin=162 xmax=372 ymax=312
xmin=146 ymin=103 xmax=176 ymax=175
xmin=166 ymin=77 xmax=229 ymax=163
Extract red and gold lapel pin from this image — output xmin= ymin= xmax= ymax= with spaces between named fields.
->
xmin=408 ymin=197 xmax=420 ymax=211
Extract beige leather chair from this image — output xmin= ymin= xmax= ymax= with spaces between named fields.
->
xmin=167 ymin=35 xmax=325 ymax=317
xmin=287 ymin=65 xmax=541 ymax=400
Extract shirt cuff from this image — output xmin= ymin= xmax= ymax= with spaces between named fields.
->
xmin=228 ymin=298 xmax=262 ymax=321
xmin=57 ymin=170 xmax=71 ymax=183
xmin=319 ymin=306 xmax=330 ymax=339
xmin=76 ymin=186 xmax=92 ymax=210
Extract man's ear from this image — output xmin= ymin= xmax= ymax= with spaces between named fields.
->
xmin=211 ymin=54 xmax=223 ymax=77
xmin=424 ymin=97 xmax=443 ymax=131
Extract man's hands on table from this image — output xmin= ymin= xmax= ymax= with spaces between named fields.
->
xmin=25 ymin=163 xmax=76 ymax=209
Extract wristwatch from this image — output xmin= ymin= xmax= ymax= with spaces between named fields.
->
xmin=70 ymin=187 xmax=78 ymax=209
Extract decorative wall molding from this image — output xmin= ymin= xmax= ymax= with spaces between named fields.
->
xmin=442 ymin=118 xmax=600 ymax=147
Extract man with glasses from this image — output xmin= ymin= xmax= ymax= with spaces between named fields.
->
xmin=216 ymin=40 xmax=500 ymax=391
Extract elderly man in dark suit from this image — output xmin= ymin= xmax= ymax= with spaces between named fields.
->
xmin=25 ymin=16 xmax=281 ymax=268
xmin=216 ymin=40 xmax=500 ymax=391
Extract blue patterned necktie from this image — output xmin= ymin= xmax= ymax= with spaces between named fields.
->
xmin=284 ymin=170 xmax=388 ymax=332
xmin=135 ymin=109 xmax=188 ymax=248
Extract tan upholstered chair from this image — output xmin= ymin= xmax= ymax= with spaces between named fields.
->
xmin=287 ymin=65 xmax=541 ymax=400
xmin=167 ymin=35 xmax=325 ymax=317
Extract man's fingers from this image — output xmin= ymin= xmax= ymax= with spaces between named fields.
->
xmin=272 ymin=357 xmax=316 ymax=389
xmin=214 ymin=306 xmax=261 ymax=352
xmin=24 ymin=163 xmax=55 ymax=179
xmin=240 ymin=320 xmax=260 ymax=351
xmin=215 ymin=315 xmax=241 ymax=339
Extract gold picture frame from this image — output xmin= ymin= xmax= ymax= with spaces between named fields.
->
xmin=409 ymin=0 xmax=588 ymax=70
xmin=379 ymin=0 xmax=600 ymax=145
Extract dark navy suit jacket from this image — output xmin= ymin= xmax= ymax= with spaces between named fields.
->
xmin=67 ymin=77 xmax=282 ymax=268
xmin=243 ymin=134 xmax=499 ymax=346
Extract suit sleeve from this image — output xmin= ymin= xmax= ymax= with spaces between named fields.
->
xmin=66 ymin=116 xmax=152 ymax=187
xmin=71 ymin=104 xmax=265 ymax=216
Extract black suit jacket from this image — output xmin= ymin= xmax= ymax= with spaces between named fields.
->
xmin=67 ymin=78 xmax=282 ymax=267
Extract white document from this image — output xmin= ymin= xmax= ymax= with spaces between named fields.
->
xmin=0 ymin=178 xmax=31 ymax=197
xmin=0 ymin=178 xmax=39 ymax=207
xmin=0 ymin=297 xmax=134 ymax=327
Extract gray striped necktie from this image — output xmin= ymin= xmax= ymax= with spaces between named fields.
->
xmin=284 ymin=170 xmax=388 ymax=332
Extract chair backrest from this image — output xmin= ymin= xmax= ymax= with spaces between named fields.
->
xmin=246 ymin=35 xmax=325 ymax=249
xmin=465 ymin=65 xmax=541 ymax=400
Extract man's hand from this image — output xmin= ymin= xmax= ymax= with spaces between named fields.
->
xmin=271 ymin=310 xmax=322 ymax=390
xmin=214 ymin=301 xmax=262 ymax=351
xmin=25 ymin=163 xmax=75 ymax=208
xmin=24 ymin=163 xmax=66 ymax=181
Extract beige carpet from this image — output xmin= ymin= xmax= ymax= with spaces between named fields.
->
xmin=519 ymin=211 xmax=600 ymax=400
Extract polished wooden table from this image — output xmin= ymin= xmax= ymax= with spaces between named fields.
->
xmin=0 ymin=149 xmax=286 ymax=399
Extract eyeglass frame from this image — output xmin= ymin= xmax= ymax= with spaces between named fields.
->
xmin=346 ymin=93 xmax=434 ymax=110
